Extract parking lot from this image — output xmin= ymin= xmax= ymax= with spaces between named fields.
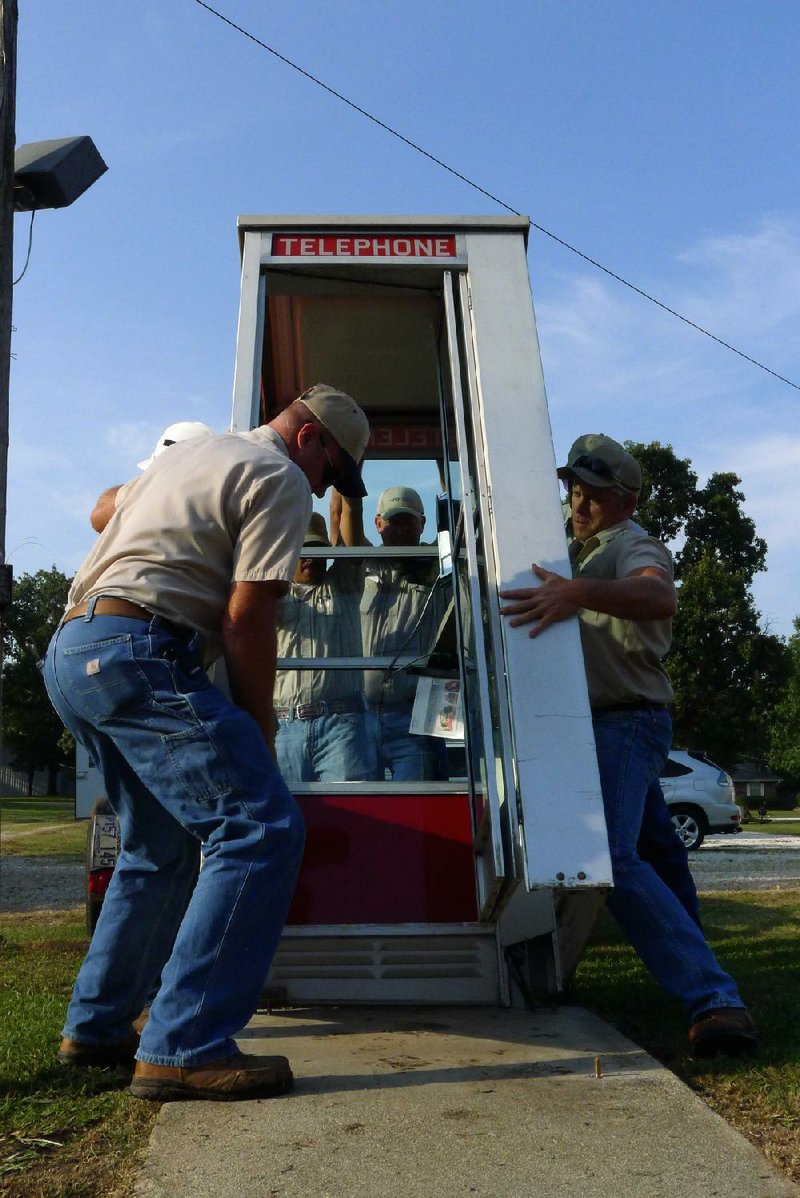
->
xmin=688 ymin=831 xmax=800 ymax=892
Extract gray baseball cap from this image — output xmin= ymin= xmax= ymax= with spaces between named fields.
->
xmin=557 ymin=434 xmax=641 ymax=495
xmin=303 ymin=512 xmax=331 ymax=547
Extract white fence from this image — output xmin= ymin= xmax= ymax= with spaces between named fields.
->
xmin=0 ymin=763 xmax=48 ymax=797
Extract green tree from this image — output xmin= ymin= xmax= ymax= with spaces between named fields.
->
xmin=625 ymin=440 xmax=697 ymax=547
xmin=626 ymin=442 xmax=786 ymax=770
xmin=2 ymin=567 xmax=72 ymax=793
xmin=769 ymin=617 xmax=800 ymax=784
xmin=680 ymin=473 xmax=766 ymax=583
xmin=668 ymin=553 xmax=788 ymax=767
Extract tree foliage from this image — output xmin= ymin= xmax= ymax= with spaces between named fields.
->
xmin=627 ymin=441 xmax=697 ymax=547
xmin=2 ymin=567 xmax=72 ymax=791
xmin=681 ymin=473 xmax=766 ymax=583
xmin=769 ymin=617 xmax=800 ymax=783
xmin=625 ymin=441 xmax=787 ymax=770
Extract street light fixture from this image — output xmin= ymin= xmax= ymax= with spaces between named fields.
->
xmin=13 ymin=135 xmax=107 ymax=211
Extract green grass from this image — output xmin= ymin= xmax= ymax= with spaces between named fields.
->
xmin=0 ymin=911 xmax=157 ymax=1197
xmin=0 ymin=798 xmax=74 ymax=826
xmin=748 ymin=821 xmax=800 ymax=837
xmin=744 ymin=808 xmax=800 ymax=837
xmin=0 ymin=797 xmax=86 ymax=859
xmin=574 ymin=889 xmax=800 ymax=1182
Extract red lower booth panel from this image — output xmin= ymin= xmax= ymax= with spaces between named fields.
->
xmin=287 ymin=793 xmax=478 ymax=925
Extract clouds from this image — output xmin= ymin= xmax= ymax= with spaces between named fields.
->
xmin=537 ymin=216 xmax=800 ymax=638
xmin=677 ymin=218 xmax=800 ymax=341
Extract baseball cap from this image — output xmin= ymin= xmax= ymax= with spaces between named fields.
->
xmin=557 ymin=434 xmax=641 ymax=495
xmin=377 ymin=486 xmax=425 ymax=520
xmin=137 ymin=421 xmax=215 ymax=470
xmin=303 ymin=512 xmax=331 ymax=547
xmin=299 ymin=383 xmax=369 ymax=498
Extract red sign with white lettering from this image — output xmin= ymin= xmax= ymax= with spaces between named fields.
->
xmin=369 ymin=425 xmax=442 ymax=451
xmin=272 ymin=234 xmax=457 ymax=259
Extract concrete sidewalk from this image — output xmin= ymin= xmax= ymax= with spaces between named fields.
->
xmin=133 ymin=1006 xmax=797 ymax=1197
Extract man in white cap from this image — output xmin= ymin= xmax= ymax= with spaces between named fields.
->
xmin=499 ymin=433 xmax=756 ymax=1059
xmin=91 ymin=420 xmax=215 ymax=533
xmin=137 ymin=421 xmax=216 ymax=471
xmin=274 ymin=506 xmax=374 ymax=783
xmin=44 ymin=383 xmax=369 ymax=1101
xmin=359 ymin=485 xmax=449 ymax=781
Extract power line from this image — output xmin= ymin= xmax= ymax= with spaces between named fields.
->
xmin=192 ymin=0 xmax=800 ymax=394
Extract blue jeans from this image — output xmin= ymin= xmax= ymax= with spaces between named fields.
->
xmin=638 ymin=780 xmax=702 ymax=928
xmin=276 ymin=709 xmax=375 ymax=783
xmin=594 ymin=709 xmax=742 ymax=1021
xmin=44 ymin=609 xmax=304 ymax=1066
xmin=366 ymin=704 xmax=449 ymax=782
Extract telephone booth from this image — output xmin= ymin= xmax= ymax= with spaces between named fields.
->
xmin=231 ymin=215 xmax=613 ymax=1006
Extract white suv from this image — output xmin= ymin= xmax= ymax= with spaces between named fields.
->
xmin=660 ymin=749 xmax=742 ymax=850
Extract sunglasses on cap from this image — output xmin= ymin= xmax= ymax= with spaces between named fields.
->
xmin=571 ymin=453 xmax=616 ymax=481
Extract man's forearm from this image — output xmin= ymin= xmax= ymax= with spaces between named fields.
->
xmin=500 ymin=564 xmax=676 ymax=637
xmin=572 ymin=573 xmax=676 ymax=620
xmin=222 ymin=618 xmax=279 ymax=752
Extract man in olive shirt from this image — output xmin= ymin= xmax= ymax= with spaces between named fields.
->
xmin=44 ymin=385 xmax=369 ymax=1101
xmin=500 ymin=434 xmax=756 ymax=1058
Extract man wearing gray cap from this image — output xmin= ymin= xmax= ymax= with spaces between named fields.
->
xmin=360 ymin=486 xmax=449 ymax=781
xmin=44 ymin=383 xmax=369 ymax=1101
xmin=500 ymin=433 xmax=756 ymax=1059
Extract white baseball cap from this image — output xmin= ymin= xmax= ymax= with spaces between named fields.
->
xmin=137 ymin=421 xmax=215 ymax=470
xmin=377 ymin=486 xmax=424 ymax=520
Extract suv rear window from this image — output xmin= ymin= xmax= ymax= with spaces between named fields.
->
xmin=660 ymin=760 xmax=693 ymax=778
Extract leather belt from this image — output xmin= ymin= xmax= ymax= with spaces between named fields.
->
xmin=63 ymin=598 xmax=157 ymax=625
xmin=275 ymin=697 xmax=364 ymax=721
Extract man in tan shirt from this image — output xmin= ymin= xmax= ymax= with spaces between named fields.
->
xmin=275 ymin=509 xmax=373 ymax=782
xmin=44 ymin=384 xmax=369 ymax=1101
xmin=500 ymin=434 xmax=756 ymax=1059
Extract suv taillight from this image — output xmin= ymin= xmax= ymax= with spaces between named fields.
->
xmin=88 ymin=868 xmax=114 ymax=896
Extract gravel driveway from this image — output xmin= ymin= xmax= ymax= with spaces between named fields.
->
xmin=0 ymin=855 xmax=84 ymax=913
xmin=689 ymin=832 xmax=800 ymax=892
xmin=1 ymin=832 xmax=798 ymax=916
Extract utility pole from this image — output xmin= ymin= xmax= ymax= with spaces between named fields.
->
xmin=0 ymin=0 xmax=17 ymax=771
xmin=0 ymin=0 xmax=17 ymax=574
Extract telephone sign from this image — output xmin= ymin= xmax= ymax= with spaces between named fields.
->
xmin=272 ymin=233 xmax=457 ymax=258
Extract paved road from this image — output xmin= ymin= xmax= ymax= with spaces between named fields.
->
xmin=689 ymin=831 xmax=800 ymax=892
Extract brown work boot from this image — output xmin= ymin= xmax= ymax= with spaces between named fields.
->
xmin=688 ymin=1007 xmax=758 ymax=1059
xmin=57 ymin=1033 xmax=139 ymax=1069
xmin=129 ymin=1051 xmax=293 ymax=1102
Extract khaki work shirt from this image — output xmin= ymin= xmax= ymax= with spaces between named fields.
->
xmin=361 ymin=555 xmax=448 ymax=705
xmin=67 ymin=428 xmax=311 ymax=662
xmin=274 ymin=559 xmax=364 ymax=707
xmin=568 ymin=517 xmax=675 ymax=707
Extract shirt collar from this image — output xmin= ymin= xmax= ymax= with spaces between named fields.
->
xmin=239 ymin=425 xmax=290 ymax=458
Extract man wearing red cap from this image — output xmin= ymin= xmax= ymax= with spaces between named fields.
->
xmin=500 ymin=434 xmax=756 ymax=1059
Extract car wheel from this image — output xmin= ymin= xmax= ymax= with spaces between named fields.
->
xmin=670 ymin=807 xmax=707 ymax=851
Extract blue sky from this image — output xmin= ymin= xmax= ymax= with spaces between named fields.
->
xmin=9 ymin=1 xmax=800 ymax=636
